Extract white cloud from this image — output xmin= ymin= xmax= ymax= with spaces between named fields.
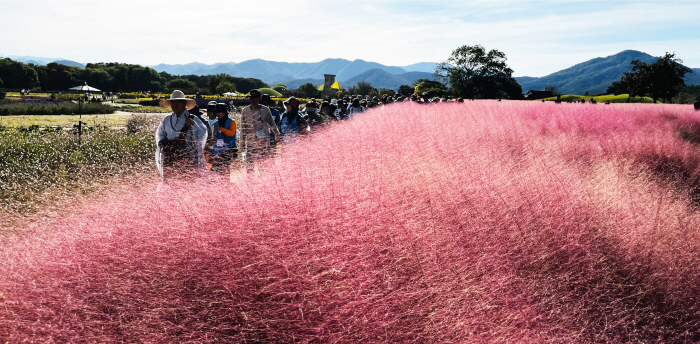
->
xmin=1 ymin=0 xmax=699 ymax=76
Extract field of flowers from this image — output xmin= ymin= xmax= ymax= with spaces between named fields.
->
xmin=0 ymin=99 xmax=114 ymax=116
xmin=2 ymin=101 xmax=700 ymax=342
xmin=0 ymin=116 xmax=158 ymax=216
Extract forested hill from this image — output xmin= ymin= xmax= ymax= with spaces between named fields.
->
xmin=515 ymin=50 xmax=700 ymax=94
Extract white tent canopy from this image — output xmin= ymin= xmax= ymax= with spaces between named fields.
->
xmin=69 ymin=83 xmax=101 ymax=92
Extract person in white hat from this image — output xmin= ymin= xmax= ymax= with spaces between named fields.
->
xmin=155 ymin=90 xmax=208 ymax=178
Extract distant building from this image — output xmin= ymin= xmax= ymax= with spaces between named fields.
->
xmin=524 ymin=90 xmax=555 ymax=100
xmin=322 ymin=74 xmax=337 ymax=97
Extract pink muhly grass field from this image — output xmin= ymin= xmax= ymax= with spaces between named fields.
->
xmin=2 ymin=101 xmax=700 ymax=343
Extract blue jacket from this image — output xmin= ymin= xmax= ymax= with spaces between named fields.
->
xmin=210 ymin=118 xmax=237 ymax=155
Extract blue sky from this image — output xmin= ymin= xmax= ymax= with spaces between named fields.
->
xmin=1 ymin=0 xmax=698 ymax=77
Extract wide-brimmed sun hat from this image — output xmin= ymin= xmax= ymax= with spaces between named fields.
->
xmin=159 ymin=90 xmax=196 ymax=109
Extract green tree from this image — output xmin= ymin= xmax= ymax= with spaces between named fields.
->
xmin=411 ymin=78 xmax=434 ymax=87
xmin=606 ymin=80 xmax=628 ymax=96
xmin=82 ymin=68 xmax=114 ymax=90
xmin=349 ymin=81 xmax=376 ymax=96
xmin=181 ymin=74 xmax=209 ymax=90
xmin=645 ymin=53 xmax=692 ymax=103
xmin=297 ymin=83 xmax=319 ymax=98
xmin=0 ymin=58 xmax=39 ymax=89
xmin=230 ymin=77 xmax=267 ymax=94
xmin=216 ymin=81 xmax=236 ymax=95
xmin=208 ymin=73 xmax=231 ymax=94
xmin=379 ymin=88 xmax=396 ymax=98
xmin=543 ymin=85 xmax=560 ymax=95
xmin=414 ymin=80 xmax=448 ymax=97
xmin=397 ymin=84 xmax=414 ymax=96
xmin=85 ymin=63 xmax=164 ymax=92
xmin=40 ymin=63 xmax=77 ymax=91
xmin=607 ymin=53 xmax=692 ymax=103
xmin=435 ymin=44 xmax=522 ymax=99
xmin=165 ymin=78 xmax=197 ymax=93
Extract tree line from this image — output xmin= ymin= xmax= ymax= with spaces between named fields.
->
xmin=606 ymin=53 xmax=694 ymax=103
xmin=6 ymin=46 xmax=689 ymax=102
xmin=0 ymin=58 xmax=267 ymax=95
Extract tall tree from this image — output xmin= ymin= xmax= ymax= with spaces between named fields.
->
xmin=379 ymin=88 xmax=396 ymax=97
xmin=166 ymin=78 xmax=197 ymax=94
xmin=608 ymin=53 xmax=692 ymax=103
xmin=216 ymin=81 xmax=235 ymax=95
xmin=435 ymin=45 xmax=522 ymax=99
xmin=543 ymin=85 xmax=560 ymax=95
xmin=349 ymin=81 xmax=376 ymax=96
xmin=209 ymin=73 xmax=233 ymax=94
xmin=297 ymin=83 xmax=319 ymax=98
xmin=414 ymin=80 xmax=448 ymax=97
xmin=646 ymin=53 xmax=692 ymax=103
xmin=0 ymin=58 xmax=39 ymax=89
xmin=397 ymin=84 xmax=414 ymax=96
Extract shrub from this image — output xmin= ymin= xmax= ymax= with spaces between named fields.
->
xmin=125 ymin=113 xmax=162 ymax=134
xmin=116 ymin=93 xmax=140 ymax=99
xmin=0 ymin=127 xmax=155 ymax=213
xmin=138 ymin=99 xmax=160 ymax=106
xmin=55 ymin=93 xmax=83 ymax=101
xmin=0 ymin=101 xmax=114 ymax=116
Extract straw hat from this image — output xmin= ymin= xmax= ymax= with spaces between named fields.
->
xmin=159 ymin=90 xmax=196 ymax=109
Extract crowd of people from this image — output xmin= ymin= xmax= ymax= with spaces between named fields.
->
xmin=154 ymin=90 xmax=454 ymax=179
xmin=155 ymin=89 xmax=700 ymax=179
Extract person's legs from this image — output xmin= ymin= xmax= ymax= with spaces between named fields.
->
xmin=161 ymin=140 xmax=193 ymax=179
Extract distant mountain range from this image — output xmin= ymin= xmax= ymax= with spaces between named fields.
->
xmin=6 ymin=55 xmax=86 ymax=68
xmin=149 ymin=58 xmax=437 ymax=90
xmin=6 ymin=50 xmax=700 ymax=94
xmin=515 ymin=50 xmax=700 ymax=94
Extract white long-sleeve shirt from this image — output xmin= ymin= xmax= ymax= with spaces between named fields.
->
xmin=155 ymin=110 xmax=208 ymax=172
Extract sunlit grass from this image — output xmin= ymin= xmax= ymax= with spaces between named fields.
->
xmin=543 ymin=93 xmax=655 ymax=103
xmin=0 ymin=114 xmax=161 ymax=128
xmin=0 ymin=120 xmax=158 ymax=214
xmin=3 ymin=101 xmax=700 ymax=342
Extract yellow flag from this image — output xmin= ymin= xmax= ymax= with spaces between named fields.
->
xmin=331 ymin=81 xmax=340 ymax=89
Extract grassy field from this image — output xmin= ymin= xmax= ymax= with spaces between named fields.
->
xmin=1 ymin=114 xmax=128 ymax=127
xmin=2 ymin=101 xmax=700 ymax=342
xmin=0 ymin=113 xmax=165 ymax=128
xmin=542 ymin=93 xmax=655 ymax=103
xmin=0 ymin=116 xmax=159 ymax=216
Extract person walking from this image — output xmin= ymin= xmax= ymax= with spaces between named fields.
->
xmin=347 ymin=98 xmax=365 ymax=118
xmin=239 ymin=89 xmax=280 ymax=173
xmin=260 ymin=94 xmax=281 ymax=143
xmin=209 ymin=103 xmax=238 ymax=174
xmin=280 ymin=96 xmax=308 ymax=136
xmin=155 ymin=90 xmax=208 ymax=179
